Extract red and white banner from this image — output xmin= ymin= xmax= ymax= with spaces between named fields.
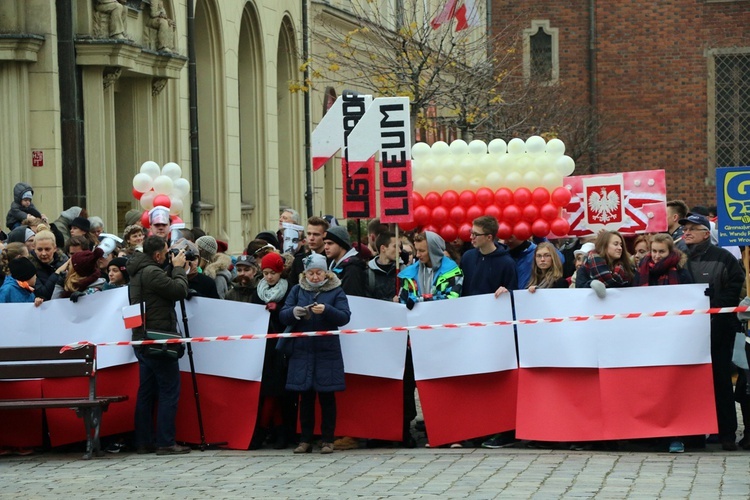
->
xmin=561 ymin=169 xmax=667 ymax=237
xmin=455 ymin=0 xmax=480 ymax=31
xmin=513 ymin=285 xmax=716 ymax=441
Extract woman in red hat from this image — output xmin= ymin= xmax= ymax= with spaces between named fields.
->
xmin=51 ymin=247 xmax=106 ymax=300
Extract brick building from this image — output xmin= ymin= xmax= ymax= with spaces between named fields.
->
xmin=493 ymin=0 xmax=750 ymax=205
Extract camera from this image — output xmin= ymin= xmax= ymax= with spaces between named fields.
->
xmin=170 ymin=247 xmax=198 ymax=261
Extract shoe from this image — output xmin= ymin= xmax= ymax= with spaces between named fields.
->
xmin=333 ymin=436 xmax=359 ymax=450
xmin=721 ymin=440 xmax=738 ymax=451
xmin=570 ymin=443 xmax=593 ymax=451
xmin=13 ymin=448 xmax=34 ymax=456
xmin=706 ymin=434 xmax=720 ymax=444
xmin=293 ymin=442 xmax=312 ymax=454
xmin=590 ymin=280 xmax=607 ymax=298
xmin=365 ymin=439 xmax=389 ymax=449
xmin=105 ymin=442 xmax=127 ymax=454
xmin=272 ymin=426 xmax=288 ymax=450
xmin=481 ymin=435 xmax=516 ymax=449
xmin=136 ymin=445 xmax=156 ymax=455
xmin=155 ymin=444 xmax=191 ymax=455
xmin=739 ymin=435 xmax=750 ymax=450
xmin=320 ymin=442 xmax=334 ymax=454
xmin=669 ymin=440 xmax=685 ymax=453
xmin=415 ymin=420 xmax=426 ymax=432
xmin=449 ymin=443 xmax=463 ymax=448
xmin=401 ymin=433 xmax=417 ymax=449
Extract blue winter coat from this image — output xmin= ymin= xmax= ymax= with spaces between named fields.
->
xmin=280 ymin=272 xmax=351 ymax=392
xmin=0 ymin=278 xmax=35 ymax=304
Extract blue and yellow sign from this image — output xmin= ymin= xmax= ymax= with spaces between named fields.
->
xmin=716 ymin=167 xmax=750 ymax=246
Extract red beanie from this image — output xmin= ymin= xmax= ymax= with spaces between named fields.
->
xmin=260 ymin=252 xmax=284 ymax=273
xmin=71 ymin=247 xmax=104 ymax=277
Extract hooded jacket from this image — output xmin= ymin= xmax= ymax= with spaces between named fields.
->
xmin=329 ymin=246 xmax=366 ymax=297
xmin=30 ymin=249 xmax=68 ymax=301
xmin=460 ymin=242 xmax=518 ymax=296
xmin=0 ymin=277 xmax=35 ymax=303
xmin=52 ymin=206 xmax=82 ymax=244
xmin=398 ymin=231 xmax=463 ymax=304
xmin=280 ymin=271 xmax=351 ymax=392
xmin=126 ymin=250 xmax=189 ymax=341
xmin=365 ymin=257 xmax=399 ymax=301
xmin=203 ymin=253 xmax=233 ymax=299
xmin=6 ymin=182 xmax=42 ymax=229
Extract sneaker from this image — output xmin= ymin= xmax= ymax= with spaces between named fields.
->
xmin=105 ymin=442 xmax=127 ymax=454
xmin=739 ymin=435 xmax=750 ymax=450
xmin=320 ymin=442 xmax=334 ymax=454
xmin=136 ymin=445 xmax=156 ymax=455
xmin=333 ymin=436 xmax=359 ymax=450
xmin=293 ymin=442 xmax=312 ymax=454
xmin=449 ymin=443 xmax=463 ymax=449
xmin=481 ymin=435 xmax=516 ymax=449
xmin=668 ymin=440 xmax=685 ymax=453
xmin=13 ymin=448 xmax=34 ymax=456
xmin=155 ymin=444 xmax=191 ymax=455
xmin=721 ymin=440 xmax=738 ymax=451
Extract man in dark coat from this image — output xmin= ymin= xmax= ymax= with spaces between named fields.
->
xmin=289 ymin=216 xmax=329 ymax=286
xmin=365 ymin=231 xmax=400 ymax=301
xmin=461 ymin=216 xmax=518 ymax=296
xmin=324 ymin=225 xmax=366 ymax=297
xmin=126 ymin=235 xmax=190 ymax=455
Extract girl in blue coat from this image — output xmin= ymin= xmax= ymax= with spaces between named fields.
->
xmin=280 ymin=253 xmax=351 ymax=454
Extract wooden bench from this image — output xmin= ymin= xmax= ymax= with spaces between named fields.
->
xmin=0 ymin=345 xmax=128 ymax=459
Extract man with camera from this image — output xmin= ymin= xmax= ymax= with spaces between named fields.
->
xmin=171 ymin=239 xmax=219 ymax=299
xmin=126 ymin=235 xmax=190 ymax=455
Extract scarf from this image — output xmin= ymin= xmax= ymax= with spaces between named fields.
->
xmin=255 ymin=278 xmax=288 ymax=303
xmin=637 ymin=252 xmax=682 ymax=286
xmin=17 ymin=281 xmax=34 ymax=293
xmin=305 ymin=279 xmax=328 ymax=290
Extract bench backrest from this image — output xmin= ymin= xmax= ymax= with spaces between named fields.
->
xmin=0 ymin=345 xmax=96 ymax=381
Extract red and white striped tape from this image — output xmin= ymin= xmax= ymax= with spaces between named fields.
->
xmin=60 ymin=305 xmax=750 ymax=352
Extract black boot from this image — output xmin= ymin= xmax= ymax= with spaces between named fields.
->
xmin=248 ymin=428 xmax=268 ymax=450
xmin=272 ymin=425 xmax=288 ymax=450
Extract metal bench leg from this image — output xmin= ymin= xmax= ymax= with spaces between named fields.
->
xmin=76 ymin=407 xmax=104 ymax=459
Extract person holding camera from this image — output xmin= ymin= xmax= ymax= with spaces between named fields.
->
xmin=171 ymin=239 xmax=219 ymax=299
xmin=126 ymin=235 xmax=190 ymax=455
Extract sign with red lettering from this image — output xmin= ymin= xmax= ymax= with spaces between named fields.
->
xmin=32 ymin=150 xmax=44 ymax=167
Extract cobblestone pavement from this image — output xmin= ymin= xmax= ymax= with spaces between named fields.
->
xmin=2 ymin=445 xmax=750 ymax=499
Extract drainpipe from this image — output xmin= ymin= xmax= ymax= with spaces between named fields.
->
xmin=187 ymin=0 xmax=202 ymax=227
xmin=303 ymin=0 xmax=313 ymax=219
xmin=588 ymin=0 xmax=598 ymax=174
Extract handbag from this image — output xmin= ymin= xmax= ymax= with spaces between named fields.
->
xmin=131 ymin=272 xmax=185 ymax=360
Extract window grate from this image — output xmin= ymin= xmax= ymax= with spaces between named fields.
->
xmin=715 ymin=54 xmax=750 ymax=167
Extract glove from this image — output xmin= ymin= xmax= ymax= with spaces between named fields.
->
xmin=186 ymin=289 xmax=199 ymax=301
xmin=293 ymin=306 xmax=311 ymax=320
xmin=69 ymin=291 xmax=85 ymax=303
xmin=405 ymin=298 xmax=416 ymax=310
xmin=266 ymin=302 xmax=278 ymax=312
xmin=704 ymin=286 xmax=714 ymax=299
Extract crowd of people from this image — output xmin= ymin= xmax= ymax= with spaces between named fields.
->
xmin=2 ymin=182 xmax=749 ymax=456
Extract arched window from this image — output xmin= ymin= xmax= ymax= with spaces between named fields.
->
xmin=523 ymin=20 xmax=559 ymax=85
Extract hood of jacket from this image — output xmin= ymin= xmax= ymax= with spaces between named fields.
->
xmin=203 ymin=253 xmax=232 ymax=279
xmin=424 ymin=231 xmax=445 ymax=271
xmin=13 ymin=182 xmax=33 ymax=205
xmin=298 ymin=271 xmax=341 ymax=292
xmin=480 ymin=241 xmax=513 ymax=260
xmin=367 ymin=257 xmax=397 ymax=274
xmin=331 ymin=247 xmax=361 ymax=269
xmin=126 ymin=250 xmax=159 ymax=277
xmin=59 ymin=206 xmax=83 ymax=223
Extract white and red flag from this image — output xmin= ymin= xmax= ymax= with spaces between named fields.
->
xmin=430 ymin=0 xmax=458 ymax=29
xmin=513 ymin=285 xmax=716 ymax=442
xmin=431 ymin=0 xmax=480 ymax=31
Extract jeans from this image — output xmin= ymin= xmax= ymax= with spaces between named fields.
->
xmin=711 ymin=325 xmax=738 ymax=441
xmin=134 ymin=348 xmax=181 ymax=448
xmin=299 ymin=390 xmax=336 ymax=443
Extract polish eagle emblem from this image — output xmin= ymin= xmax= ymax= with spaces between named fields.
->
xmin=588 ymin=187 xmax=620 ymax=223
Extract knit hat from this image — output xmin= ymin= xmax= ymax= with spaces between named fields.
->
xmin=71 ymin=247 xmax=104 ymax=277
xmin=235 ymin=254 xmax=257 ymax=268
xmin=9 ymin=257 xmax=36 ymax=282
xmin=7 ymin=227 xmax=33 ymax=244
xmin=109 ymin=256 xmax=129 ymax=280
xmin=255 ymin=231 xmax=279 ymax=248
xmin=324 ymin=226 xmax=351 ymax=251
xmin=122 ymin=224 xmax=144 ymax=241
xmin=195 ymin=235 xmax=218 ymax=261
xmin=303 ymin=253 xmax=327 ymax=272
xmin=21 ymin=190 xmax=32 ymax=200
xmin=261 ymin=252 xmax=284 ymax=273
xmin=216 ymin=240 xmax=228 ymax=253
xmin=124 ymin=208 xmax=143 ymax=227
xmin=70 ymin=216 xmax=91 ymax=232
xmin=149 ymin=206 xmax=170 ymax=226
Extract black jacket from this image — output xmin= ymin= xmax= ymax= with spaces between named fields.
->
xmin=365 ymin=257 xmax=398 ymax=301
xmin=330 ymin=248 xmax=366 ymax=297
xmin=30 ymin=250 xmax=68 ymax=300
xmin=6 ymin=182 xmax=41 ymax=229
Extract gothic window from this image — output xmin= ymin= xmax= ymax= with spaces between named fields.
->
xmin=523 ymin=20 xmax=559 ymax=85
xmin=714 ymin=53 xmax=750 ymax=168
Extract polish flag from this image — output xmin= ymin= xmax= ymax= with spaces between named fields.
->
xmin=121 ymin=303 xmax=142 ymax=329
xmin=408 ymin=295 xmax=518 ymax=447
xmin=454 ymin=0 xmax=481 ymax=31
xmin=513 ymin=285 xmax=717 ymax=442
xmin=430 ymin=0 xmax=458 ymax=29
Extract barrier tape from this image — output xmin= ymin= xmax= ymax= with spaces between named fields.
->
xmin=60 ymin=305 xmax=750 ymax=352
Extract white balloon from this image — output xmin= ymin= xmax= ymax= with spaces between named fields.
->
xmin=533 ymin=154 xmax=555 ymax=173
xmin=546 ymin=138 xmax=566 ymax=157
xmin=140 ymin=191 xmax=156 ymax=210
xmin=525 ymin=136 xmax=546 ymax=154
xmin=496 ymin=153 xmax=513 ymax=172
xmin=432 ymin=175 xmax=449 ymax=193
xmin=541 ymin=172 xmax=562 ymax=190
xmin=139 ymin=161 xmax=161 ymax=180
xmin=411 ymin=142 xmax=431 ymax=160
xmin=485 ymin=171 xmax=503 ymax=189
xmin=504 ymin=171 xmax=523 ymax=190
xmin=161 ymin=162 xmax=182 ymax=180
xmin=153 ymin=175 xmax=174 ymax=195
xmin=173 ymin=178 xmax=191 ymax=197
xmin=523 ymin=170 xmax=541 ymax=188
xmin=467 ymin=176 xmax=484 ymax=190
xmin=515 ymin=156 xmax=532 ymax=171
xmin=449 ymin=140 xmax=468 ymax=156
xmin=555 ymin=155 xmax=576 ymax=176
xmin=132 ymin=173 xmax=153 ymax=193
xmin=450 ymin=174 xmax=468 ymax=192
xmin=478 ymin=155 xmax=495 ymax=173
xmin=414 ymin=176 xmax=431 ymax=194
xmin=440 ymin=156 xmax=456 ymax=172
xmin=507 ymin=138 xmax=526 ymax=155
xmin=488 ymin=139 xmax=507 ymax=155
xmin=431 ymin=141 xmax=450 ymax=157
xmin=169 ymin=197 xmax=184 ymax=215
xmin=468 ymin=140 xmax=487 ymax=155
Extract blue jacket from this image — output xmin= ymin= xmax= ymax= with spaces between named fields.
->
xmin=280 ymin=272 xmax=351 ymax=392
xmin=460 ymin=243 xmax=518 ymax=296
xmin=398 ymin=256 xmax=463 ymax=303
xmin=0 ymin=278 xmax=35 ymax=304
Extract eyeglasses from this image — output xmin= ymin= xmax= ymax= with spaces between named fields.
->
xmin=470 ymin=231 xmax=491 ymax=238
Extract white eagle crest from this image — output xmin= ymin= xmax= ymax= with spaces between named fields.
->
xmin=588 ymin=187 xmax=620 ymax=223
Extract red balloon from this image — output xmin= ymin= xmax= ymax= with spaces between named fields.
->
xmin=449 ymin=205 xmax=466 ymax=224
xmin=399 ymin=220 xmax=419 ymax=232
xmin=497 ymin=222 xmax=513 ymax=240
xmin=551 ymin=187 xmax=572 ymax=207
xmin=424 ymin=192 xmax=441 ymax=209
xmin=132 ymin=187 xmax=144 ymax=200
xmin=531 ymin=187 xmax=551 ymax=206
xmin=522 ymin=204 xmax=539 ymax=222
xmin=466 ymin=204 xmax=483 ymax=222
xmin=412 ymin=191 xmax=424 ymax=207
xmin=441 ymin=190 xmax=459 ymax=208
xmin=140 ymin=211 xmax=150 ymax=229
xmin=476 ymin=187 xmax=494 ymax=207
xmin=513 ymin=221 xmax=532 ymax=241
xmin=514 ymin=187 xmax=533 ymax=206
xmin=440 ymin=224 xmax=458 ymax=242
xmin=459 ymin=190 xmax=476 ymax=208
xmin=502 ymin=204 xmax=521 ymax=225
xmin=484 ymin=205 xmax=502 ymax=220
xmin=494 ymin=188 xmax=514 ymax=208
xmin=414 ymin=205 xmax=431 ymax=225
xmin=550 ymin=217 xmax=570 ymax=237
xmin=424 ymin=224 xmax=437 ymax=234
xmin=171 ymin=216 xmax=183 ymax=225
xmin=540 ymin=203 xmax=559 ymax=221
xmin=432 ymin=206 xmax=449 ymax=225
xmin=458 ymin=223 xmax=472 ymax=242
xmin=153 ymin=194 xmax=172 ymax=209
xmin=531 ymin=219 xmax=551 ymax=238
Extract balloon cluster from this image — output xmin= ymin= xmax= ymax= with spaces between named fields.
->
xmin=400 ymin=137 xmax=574 ymax=241
xmin=131 ymin=161 xmax=190 ymax=229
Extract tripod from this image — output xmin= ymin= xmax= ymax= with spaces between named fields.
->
xmin=179 ymin=298 xmax=227 ymax=451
